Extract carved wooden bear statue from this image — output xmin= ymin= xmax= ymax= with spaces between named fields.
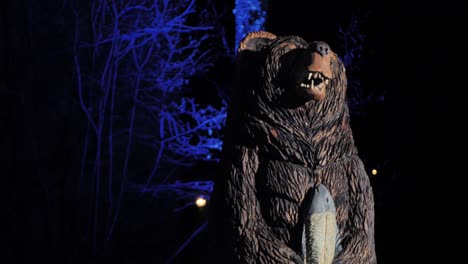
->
xmin=209 ymin=31 xmax=377 ymax=264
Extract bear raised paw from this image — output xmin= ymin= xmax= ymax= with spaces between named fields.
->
xmin=209 ymin=31 xmax=377 ymax=264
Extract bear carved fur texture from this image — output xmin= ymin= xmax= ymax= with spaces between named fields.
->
xmin=209 ymin=31 xmax=377 ymax=264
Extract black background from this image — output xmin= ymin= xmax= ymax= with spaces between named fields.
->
xmin=6 ymin=0 xmax=468 ymax=262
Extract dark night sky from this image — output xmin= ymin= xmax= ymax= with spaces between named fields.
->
xmin=6 ymin=0 xmax=468 ymax=262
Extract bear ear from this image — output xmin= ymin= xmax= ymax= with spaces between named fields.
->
xmin=238 ymin=31 xmax=277 ymax=53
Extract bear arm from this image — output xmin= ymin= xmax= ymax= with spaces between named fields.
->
xmin=225 ymin=145 xmax=303 ymax=264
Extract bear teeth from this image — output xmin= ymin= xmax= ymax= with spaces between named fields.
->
xmin=317 ymin=82 xmax=326 ymax=91
xmin=307 ymin=72 xmax=326 ymax=82
xmin=302 ymin=72 xmax=329 ymax=89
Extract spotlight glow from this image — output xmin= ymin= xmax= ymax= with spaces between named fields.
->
xmin=371 ymin=169 xmax=377 ymax=176
xmin=195 ymin=197 xmax=207 ymax=207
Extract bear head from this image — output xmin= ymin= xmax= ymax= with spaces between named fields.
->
xmin=235 ymin=31 xmax=348 ymax=126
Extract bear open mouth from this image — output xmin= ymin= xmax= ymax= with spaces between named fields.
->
xmin=298 ymin=71 xmax=330 ymax=91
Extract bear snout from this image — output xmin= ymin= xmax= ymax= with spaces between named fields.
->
xmin=307 ymin=41 xmax=333 ymax=79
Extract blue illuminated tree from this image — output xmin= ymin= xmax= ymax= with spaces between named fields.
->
xmin=72 ymin=0 xmax=227 ymax=250
xmin=233 ymin=0 xmax=267 ymax=52
xmin=337 ymin=11 xmax=385 ymax=115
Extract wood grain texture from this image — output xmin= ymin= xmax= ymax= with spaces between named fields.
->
xmin=209 ymin=32 xmax=376 ymax=264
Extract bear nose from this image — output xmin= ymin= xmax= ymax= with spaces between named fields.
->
xmin=309 ymin=41 xmax=331 ymax=56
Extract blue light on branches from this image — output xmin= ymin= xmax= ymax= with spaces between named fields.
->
xmin=73 ymin=0 xmax=227 ymax=249
xmin=233 ymin=0 xmax=266 ymax=52
xmin=160 ymin=98 xmax=226 ymax=164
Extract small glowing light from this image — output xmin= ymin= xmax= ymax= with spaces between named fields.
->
xmin=195 ymin=197 xmax=207 ymax=207
xmin=371 ymin=169 xmax=378 ymax=176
